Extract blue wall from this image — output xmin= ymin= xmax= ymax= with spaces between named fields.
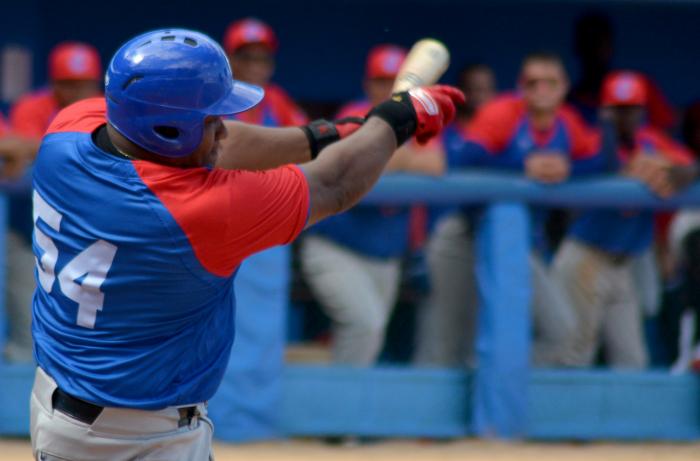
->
xmin=7 ymin=0 xmax=700 ymax=106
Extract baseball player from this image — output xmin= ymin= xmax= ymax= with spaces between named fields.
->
xmin=25 ymin=29 xmax=463 ymax=460
xmin=416 ymin=52 xmax=600 ymax=367
xmin=554 ymin=71 xmax=696 ymax=369
xmin=0 ymin=42 xmax=101 ymax=363
xmin=300 ymin=44 xmax=445 ymax=366
xmin=221 ymin=18 xmax=307 ymax=129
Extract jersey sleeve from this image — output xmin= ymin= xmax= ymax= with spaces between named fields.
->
xmin=559 ymin=105 xmax=601 ymax=160
xmin=643 ymin=76 xmax=676 ymax=131
xmin=644 ymin=129 xmax=694 ymax=165
xmin=267 ymin=85 xmax=308 ymax=126
xmin=134 ymin=163 xmax=310 ymax=278
xmin=464 ymin=96 xmax=522 ymax=154
xmin=10 ymin=93 xmax=55 ymax=139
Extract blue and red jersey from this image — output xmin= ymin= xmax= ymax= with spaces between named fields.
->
xmin=569 ymin=126 xmax=694 ymax=255
xmin=32 ymin=98 xmax=309 ymax=409
xmin=306 ymin=99 xmax=411 ymax=259
xmin=450 ymin=94 xmax=600 ymax=170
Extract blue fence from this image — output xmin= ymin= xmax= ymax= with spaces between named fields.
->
xmin=2 ymin=172 xmax=700 ymax=440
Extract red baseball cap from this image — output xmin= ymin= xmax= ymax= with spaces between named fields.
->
xmin=223 ymin=18 xmax=278 ymax=54
xmin=366 ymin=45 xmax=406 ymax=80
xmin=601 ymin=71 xmax=648 ymax=107
xmin=48 ymin=42 xmax=102 ymax=81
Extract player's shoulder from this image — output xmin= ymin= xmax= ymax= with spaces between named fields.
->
xmin=13 ymin=89 xmax=55 ymax=110
xmin=558 ymin=103 xmax=588 ymax=125
xmin=264 ymin=83 xmax=307 ymax=125
xmin=11 ymin=89 xmax=57 ymax=117
xmin=479 ymin=93 xmax=526 ymax=117
xmin=45 ymin=98 xmax=107 ymax=135
xmin=336 ymin=99 xmax=371 ymax=119
xmin=639 ymin=126 xmax=694 ymax=164
xmin=264 ymin=83 xmax=298 ymax=109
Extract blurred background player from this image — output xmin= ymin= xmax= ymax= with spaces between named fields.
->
xmin=300 ymin=44 xmax=445 ymax=366
xmin=221 ymin=18 xmax=306 ymax=131
xmin=454 ymin=63 xmax=497 ymax=129
xmin=0 ymin=41 xmax=101 ymax=362
xmin=554 ymin=71 xmax=697 ymax=369
xmin=416 ymin=52 xmax=599 ymax=367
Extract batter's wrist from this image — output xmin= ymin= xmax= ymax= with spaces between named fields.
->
xmin=367 ymin=92 xmax=417 ymax=146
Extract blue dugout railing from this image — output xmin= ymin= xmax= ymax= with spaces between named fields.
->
xmin=2 ymin=172 xmax=700 ymax=440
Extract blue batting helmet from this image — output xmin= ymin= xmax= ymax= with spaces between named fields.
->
xmin=106 ymin=28 xmax=264 ymax=158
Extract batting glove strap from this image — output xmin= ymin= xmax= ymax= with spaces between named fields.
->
xmin=302 ymin=119 xmax=341 ymax=160
xmin=367 ymin=92 xmax=417 ymax=146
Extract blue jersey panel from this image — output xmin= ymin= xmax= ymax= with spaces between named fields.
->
xmin=32 ymin=131 xmax=237 ymax=409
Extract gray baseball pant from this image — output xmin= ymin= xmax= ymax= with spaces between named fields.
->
xmin=31 ymin=367 xmax=214 ymax=460
xmin=553 ymin=239 xmax=648 ymax=368
xmin=300 ymin=235 xmax=401 ymax=365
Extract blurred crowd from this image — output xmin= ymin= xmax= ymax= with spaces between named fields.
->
xmin=3 ymin=13 xmax=700 ymax=375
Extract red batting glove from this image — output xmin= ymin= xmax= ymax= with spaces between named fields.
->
xmin=368 ymin=85 xmax=465 ymax=146
xmin=408 ymin=85 xmax=464 ymax=144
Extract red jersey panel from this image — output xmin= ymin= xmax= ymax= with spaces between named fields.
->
xmin=11 ymin=89 xmax=60 ymax=139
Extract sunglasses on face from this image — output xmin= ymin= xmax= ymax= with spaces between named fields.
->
xmin=522 ymin=77 xmax=560 ymax=90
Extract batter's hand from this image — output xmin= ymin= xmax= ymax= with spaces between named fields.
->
xmin=302 ymin=117 xmax=364 ymax=159
xmin=406 ymin=85 xmax=464 ymax=144
xmin=368 ymin=85 xmax=465 ymax=146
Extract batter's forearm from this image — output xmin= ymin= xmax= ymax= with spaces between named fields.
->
xmin=302 ymin=117 xmax=397 ymax=226
xmin=216 ymin=121 xmax=311 ymax=170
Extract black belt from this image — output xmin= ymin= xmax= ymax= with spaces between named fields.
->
xmin=52 ymin=388 xmax=198 ymax=427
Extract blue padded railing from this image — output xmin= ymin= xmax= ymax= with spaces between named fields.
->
xmin=363 ymin=171 xmax=700 ymax=209
xmin=3 ymin=172 xmax=700 ymax=439
xmin=362 ymin=172 xmax=700 ymax=437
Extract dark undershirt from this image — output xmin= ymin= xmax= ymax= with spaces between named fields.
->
xmin=92 ymin=124 xmax=123 ymax=157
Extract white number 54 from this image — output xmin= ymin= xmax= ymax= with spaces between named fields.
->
xmin=33 ymin=190 xmax=117 ymax=329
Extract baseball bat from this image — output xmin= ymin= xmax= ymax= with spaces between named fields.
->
xmin=392 ymin=39 xmax=450 ymax=92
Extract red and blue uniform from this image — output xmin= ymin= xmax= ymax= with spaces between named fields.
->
xmin=306 ymin=100 xmax=411 ymax=259
xmin=32 ymin=98 xmax=309 ymax=409
xmin=569 ymin=127 xmax=693 ymax=255
xmin=450 ymin=94 xmax=600 ymax=171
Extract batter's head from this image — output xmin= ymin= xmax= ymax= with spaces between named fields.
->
xmin=106 ymin=28 xmax=264 ymax=158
